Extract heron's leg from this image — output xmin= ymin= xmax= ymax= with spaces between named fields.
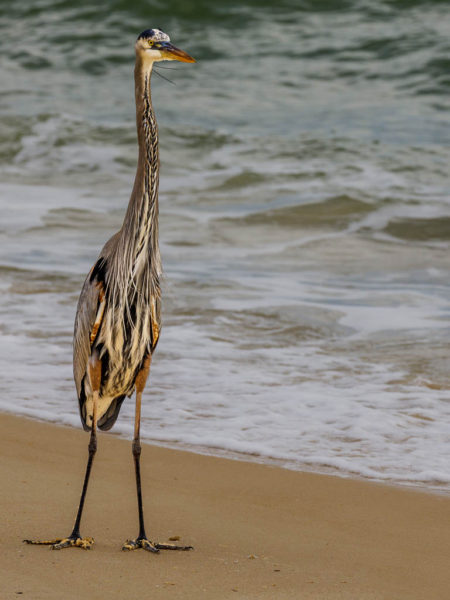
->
xmin=67 ymin=353 xmax=100 ymax=540
xmin=133 ymin=355 xmax=149 ymax=542
xmin=24 ymin=353 xmax=101 ymax=551
xmin=122 ymin=355 xmax=192 ymax=553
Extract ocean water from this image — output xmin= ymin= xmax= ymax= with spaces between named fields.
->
xmin=0 ymin=1 xmax=449 ymax=491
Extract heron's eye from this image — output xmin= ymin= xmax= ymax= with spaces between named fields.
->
xmin=148 ymin=40 xmax=154 ymax=47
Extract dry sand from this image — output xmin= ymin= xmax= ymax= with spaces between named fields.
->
xmin=1 ymin=412 xmax=449 ymax=599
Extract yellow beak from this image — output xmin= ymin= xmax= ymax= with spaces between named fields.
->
xmin=159 ymin=42 xmax=196 ymax=63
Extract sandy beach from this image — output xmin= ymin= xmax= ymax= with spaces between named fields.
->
xmin=1 ymin=412 xmax=449 ymax=599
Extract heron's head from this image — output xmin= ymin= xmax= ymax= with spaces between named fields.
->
xmin=135 ymin=29 xmax=195 ymax=64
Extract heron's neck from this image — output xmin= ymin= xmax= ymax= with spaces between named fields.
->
xmin=120 ymin=57 xmax=161 ymax=279
xmin=134 ymin=58 xmax=159 ymax=167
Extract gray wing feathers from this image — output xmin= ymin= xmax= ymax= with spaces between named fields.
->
xmin=73 ymin=233 xmax=120 ymax=397
xmin=73 ymin=273 xmax=102 ymax=398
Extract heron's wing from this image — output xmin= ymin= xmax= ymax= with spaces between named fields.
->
xmin=73 ymin=262 xmax=106 ymax=399
xmin=73 ymin=232 xmax=120 ymax=398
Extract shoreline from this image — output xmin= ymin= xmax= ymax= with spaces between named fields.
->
xmin=2 ymin=409 xmax=447 ymax=496
xmin=2 ymin=411 xmax=449 ymax=599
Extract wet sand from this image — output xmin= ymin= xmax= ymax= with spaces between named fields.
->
xmin=1 ymin=412 xmax=449 ymax=599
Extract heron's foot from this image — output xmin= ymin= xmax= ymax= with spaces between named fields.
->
xmin=122 ymin=537 xmax=193 ymax=553
xmin=23 ymin=535 xmax=94 ymax=550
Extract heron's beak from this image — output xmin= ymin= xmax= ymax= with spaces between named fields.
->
xmin=157 ymin=42 xmax=196 ymax=63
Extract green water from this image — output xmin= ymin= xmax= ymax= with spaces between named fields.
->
xmin=0 ymin=0 xmax=449 ymax=488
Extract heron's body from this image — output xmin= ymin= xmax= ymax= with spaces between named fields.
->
xmin=74 ymin=57 xmax=162 ymax=431
xmin=25 ymin=28 xmax=195 ymax=554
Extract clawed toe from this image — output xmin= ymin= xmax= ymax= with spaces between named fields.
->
xmin=23 ymin=536 xmax=94 ymax=550
xmin=122 ymin=537 xmax=193 ymax=552
xmin=122 ymin=537 xmax=159 ymax=552
xmin=53 ymin=536 xmax=94 ymax=550
xmin=154 ymin=542 xmax=193 ymax=551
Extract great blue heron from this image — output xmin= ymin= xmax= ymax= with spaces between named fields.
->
xmin=24 ymin=29 xmax=195 ymax=553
